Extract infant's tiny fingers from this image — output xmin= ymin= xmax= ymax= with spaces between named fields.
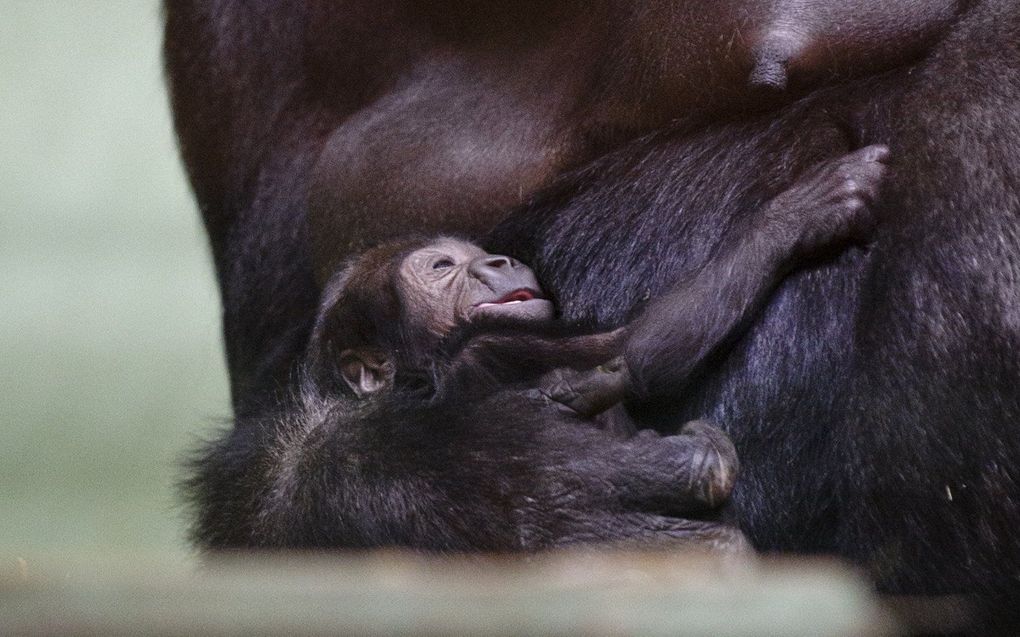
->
xmin=862 ymin=143 xmax=891 ymax=163
xmin=862 ymin=155 xmax=889 ymax=177
xmin=846 ymin=143 xmax=890 ymax=165
xmin=674 ymin=421 xmax=739 ymax=507
xmin=859 ymin=183 xmax=882 ymax=206
xmin=680 ymin=420 xmax=735 ymax=453
xmin=862 ymin=169 xmax=888 ymax=200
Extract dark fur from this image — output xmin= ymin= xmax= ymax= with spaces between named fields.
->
xmin=167 ymin=0 xmax=1020 ymax=628
xmin=184 ymin=144 xmax=883 ymax=552
xmin=307 ymin=235 xmax=436 ymax=390
xmin=185 ymin=320 xmax=742 ymax=551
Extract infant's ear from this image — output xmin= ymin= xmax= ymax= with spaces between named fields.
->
xmin=338 ymin=348 xmax=394 ymax=398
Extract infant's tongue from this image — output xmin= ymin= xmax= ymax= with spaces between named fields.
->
xmin=496 ymin=289 xmax=535 ymax=304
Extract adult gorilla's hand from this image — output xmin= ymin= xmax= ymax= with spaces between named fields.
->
xmin=186 ymin=388 xmax=747 ymax=553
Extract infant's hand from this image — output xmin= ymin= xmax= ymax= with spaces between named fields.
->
xmin=769 ymin=144 xmax=890 ymax=257
xmin=535 ymin=357 xmax=630 ymax=419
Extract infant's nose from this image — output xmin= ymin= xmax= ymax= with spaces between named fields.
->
xmin=469 ymin=254 xmax=516 ymax=277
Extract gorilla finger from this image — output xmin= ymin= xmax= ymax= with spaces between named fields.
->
xmin=855 ymin=160 xmax=888 ymax=194
xmin=677 ymin=420 xmax=739 ymax=506
xmin=844 ymin=143 xmax=891 ymax=165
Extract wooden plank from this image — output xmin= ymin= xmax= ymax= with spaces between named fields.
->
xmin=2 ymin=551 xmax=896 ymax=636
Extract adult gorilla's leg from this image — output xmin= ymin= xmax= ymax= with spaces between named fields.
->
xmin=837 ymin=1 xmax=1020 ymax=605
xmin=165 ymin=3 xmax=337 ymax=410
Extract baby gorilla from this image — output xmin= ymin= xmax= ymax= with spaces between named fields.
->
xmin=292 ymin=144 xmax=889 ymax=551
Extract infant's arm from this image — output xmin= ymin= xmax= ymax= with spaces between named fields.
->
xmin=537 ymin=144 xmax=889 ymax=415
xmin=624 ymin=144 xmax=889 ymax=400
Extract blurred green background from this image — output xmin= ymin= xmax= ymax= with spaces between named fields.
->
xmin=0 ymin=2 xmax=229 ymax=557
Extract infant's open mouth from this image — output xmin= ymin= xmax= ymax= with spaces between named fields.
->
xmin=475 ymin=289 xmax=543 ymax=307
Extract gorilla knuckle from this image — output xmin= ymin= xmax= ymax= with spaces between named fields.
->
xmin=840 ymin=177 xmax=861 ymax=194
xmin=672 ymin=421 xmax=739 ymax=507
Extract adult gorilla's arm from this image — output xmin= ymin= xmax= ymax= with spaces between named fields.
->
xmin=164 ymin=2 xmax=419 ymax=409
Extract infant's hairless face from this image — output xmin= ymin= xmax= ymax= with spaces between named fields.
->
xmin=398 ymin=238 xmax=555 ymax=338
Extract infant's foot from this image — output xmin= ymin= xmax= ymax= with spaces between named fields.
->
xmin=677 ymin=420 xmax=739 ymax=509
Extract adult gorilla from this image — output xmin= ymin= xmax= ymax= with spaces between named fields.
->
xmin=165 ymin=0 xmax=1020 ymax=615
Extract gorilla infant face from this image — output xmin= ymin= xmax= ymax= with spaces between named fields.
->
xmin=398 ymin=238 xmax=555 ymax=337
xmin=311 ymin=237 xmax=556 ymax=399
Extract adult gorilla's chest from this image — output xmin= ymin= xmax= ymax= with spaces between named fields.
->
xmin=304 ymin=6 xmax=759 ymax=284
xmin=307 ymin=39 xmax=595 ymax=283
